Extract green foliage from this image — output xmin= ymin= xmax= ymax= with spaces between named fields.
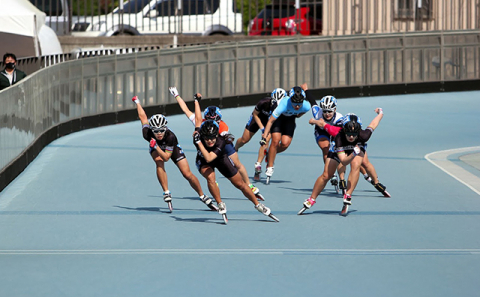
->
xmin=236 ymin=0 xmax=271 ymax=33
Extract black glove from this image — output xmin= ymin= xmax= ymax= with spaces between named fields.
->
xmin=193 ymin=132 xmax=201 ymax=145
xmin=224 ymin=133 xmax=235 ymax=144
xmin=194 ymin=94 xmax=202 ymax=101
xmin=259 ymin=137 xmax=267 ymax=146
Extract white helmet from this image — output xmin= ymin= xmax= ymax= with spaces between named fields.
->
xmin=149 ymin=114 xmax=168 ymax=129
xmin=319 ymin=95 xmax=337 ymax=111
xmin=271 ymin=88 xmax=287 ymax=103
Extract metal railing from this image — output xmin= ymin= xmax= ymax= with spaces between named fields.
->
xmin=1 ymin=30 xmax=480 ymax=180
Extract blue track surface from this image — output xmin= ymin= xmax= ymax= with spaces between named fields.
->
xmin=1 ymin=91 xmax=480 ymax=297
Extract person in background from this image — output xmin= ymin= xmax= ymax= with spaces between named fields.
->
xmin=0 ymin=53 xmax=27 ymax=91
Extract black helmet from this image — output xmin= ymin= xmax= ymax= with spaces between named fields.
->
xmin=289 ymin=86 xmax=306 ymax=104
xmin=343 ymin=114 xmax=361 ymax=135
xmin=200 ymin=120 xmax=219 ymax=139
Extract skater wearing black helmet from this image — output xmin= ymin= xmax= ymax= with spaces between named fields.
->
xmin=298 ymin=108 xmax=385 ymax=216
xmin=261 ymin=86 xmax=312 ymax=184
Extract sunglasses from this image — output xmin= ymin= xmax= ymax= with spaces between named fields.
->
xmin=152 ymin=128 xmax=167 ymax=134
xmin=345 ymin=132 xmax=358 ymax=137
xmin=202 ymin=135 xmax=217 ymax=141
xmin=323 ymin=110 xmax=334 ymax=114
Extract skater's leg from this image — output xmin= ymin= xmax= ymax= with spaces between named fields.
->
xmin=152 ymin=152 xmax=168 ymax=192
xmin=316 ymin=138 xmax=330 ymax=164
xmin=257 ymin=134 xmax=271 ymax=163
xmin=346 ymin=155 xmax=363 ymax=196
xmin=362 ymin=152 xmax=379 ymax=184
xmin=235 ymin=129 xmax=255 ymax=151
xmin=176 ymin=158 xmax=204 ymax=196
xmin=229 ymin=152 xmax=251 ymax=185
xmin=266 ymin=132 xmax=281 ymax=168
xmin=228 ymin=172 xmax=259 ymax=206
xmin=311 ymin=158 xmax=339 ymax=199
xmin=200 ymin=166 xmax=222 ymax=204
xmin=276 ymin=134 xmax=292 ymax=154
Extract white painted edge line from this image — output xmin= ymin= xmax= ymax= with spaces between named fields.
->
xmin=425 ymin=146 xmax=480 ymax=196
xmin=0 ymin=249 xmax=479 ymax=255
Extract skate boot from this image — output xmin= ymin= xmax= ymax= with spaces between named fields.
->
xmin=249 ymin=184 xmax=265 ymax=201
xmin=330 ymin=174 xmax=339 ymax=193
xmin=254 ymin=162 xmax=262 ymax=181
xmin=217 ymin=202 xmax=228 ymax=224
xmin=341 ymin=194 xmax=352 ymax=216
xmin=298 ymin=197 xmax=316 ymax=215
xmin=339 ymin=179 xmax=347 ymax=196
xmin=163 ymin=191 xmax=173 ymax=212
xmin=374 ymin=182 xmax=391 ymax=198
xmin=364 ymin=175 xmax=375 ymax=185
xmin=200 ymin=194 xmax=218 ymax=211
xmin=255 ymin=203 xmax=279 ymax=222
xmin=265 ymin=166 xmax=274 ymax=185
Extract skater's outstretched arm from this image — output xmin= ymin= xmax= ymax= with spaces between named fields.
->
xmin=367 ymin=108 xmax=384 ymax=131
xmin=194 ymin=93 xmax=203 ymax=128
xmin=132 ymin=96 xmax=148 ymax=125
xmin=309 ymin=118 xmax=342 ymax=137
xmin=169 ymin=86 xmax=194 ymax=121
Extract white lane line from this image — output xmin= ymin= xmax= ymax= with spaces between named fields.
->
xmin=425 ymin=146 xmax=480 ymax=195
xmin=0 ymin=249 xmax=479 ymax=255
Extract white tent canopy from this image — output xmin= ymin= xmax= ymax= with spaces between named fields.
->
xmin=0 ymin=0 xmax=62 ymax=59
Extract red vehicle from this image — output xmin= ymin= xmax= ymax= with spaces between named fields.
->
xmin=248 ymin=4 xmax=322 ymax=36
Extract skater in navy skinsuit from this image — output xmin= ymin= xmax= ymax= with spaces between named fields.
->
xmin=298 ymin=108 xmax=385 ymax=216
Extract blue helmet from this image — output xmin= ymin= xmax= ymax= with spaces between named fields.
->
xmin=289 ymin=86 xmax=306 ymax=104
xmin=204 ymin=106 xmax=222 ymax=122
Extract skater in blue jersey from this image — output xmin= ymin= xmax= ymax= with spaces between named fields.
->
xmin=261 ymin=86 xmax=311 ymax=184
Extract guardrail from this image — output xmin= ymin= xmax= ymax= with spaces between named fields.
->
xmin=1 ymin=30 xmax=480 ymax=190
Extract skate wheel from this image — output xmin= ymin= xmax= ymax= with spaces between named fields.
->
xmin=269 ymin=213 xmax=280 ymax=222
xmin=255 ymin=193 xmax=265 ymax=201
xmin=167 ymin=201 xmax=173 ymax=212
xmin=340 ymin=204 xmax=349 ymax=216
xmin=222 ymin=213 xmax=228 ymax=224
xmin=383 ymin=191 xmax=391 ymax=198
xmin=265 ymin=176 xmax=271 ymax=185
xmin=297 ymin=207 xmax=307 ymax=215
xmin=335 ymin=184 xmax=340 ymax=194
xmin=254 ymin=173 xmax=260 ymax=181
